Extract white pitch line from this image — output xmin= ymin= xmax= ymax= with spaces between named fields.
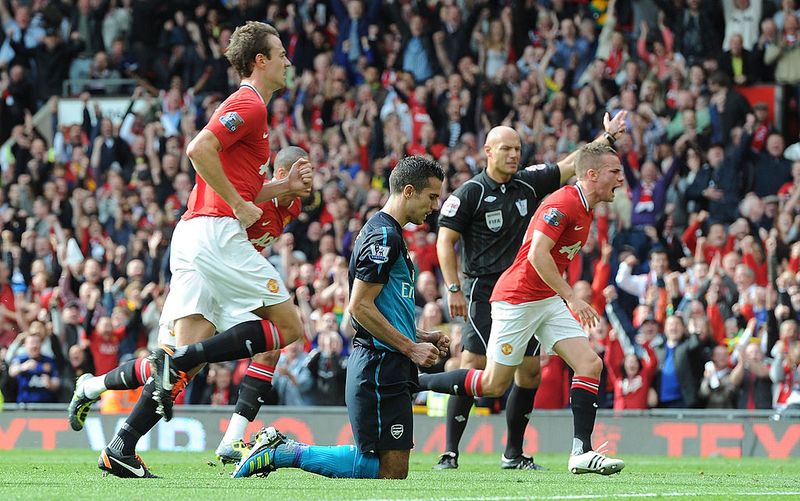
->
xmin=360 ymin=492 xmax=800 ymax=501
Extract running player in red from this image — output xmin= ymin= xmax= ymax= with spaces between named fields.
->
xmin=96 ymin=22 xmax=312 ymax=478
xmin=70 ymin=147 xmax=310 ymax=466
xmin=418 ymin=143 xmax=626 ymax=474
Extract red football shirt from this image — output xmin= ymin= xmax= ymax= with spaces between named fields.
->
xmin=184 ymin=84 xmax=270 ymax=220
xmin=492 ymin=184 xmax=593 ymax=304
xmin=247 ymin=197 xmax=302 ymax=252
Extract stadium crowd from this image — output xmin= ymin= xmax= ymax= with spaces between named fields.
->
xmin=1 ymin=0 xmax=800 ymax=415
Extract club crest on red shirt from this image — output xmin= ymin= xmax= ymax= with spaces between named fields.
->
xmin=543 ymin=207 xmax=565 ymax=226
xmin=219 ymin=112 xmax=244 ymax=132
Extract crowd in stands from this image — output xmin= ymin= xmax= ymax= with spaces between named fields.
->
xmin=1 ymin=0 xmax=800 ymax=414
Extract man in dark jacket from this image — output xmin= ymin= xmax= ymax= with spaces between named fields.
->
xmin=708 ymin=71 xmax=751 ymax=146
xmin=651 ymin=316 xmax=707 ymax=408
xmin=686 ymin=140 xmax=746 ymax=225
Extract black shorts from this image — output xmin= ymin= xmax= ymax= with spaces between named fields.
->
xmin=461 ymin=274 xmax=540 ymax=357
xmin=345 ymin=345 xmax=417 ymax=453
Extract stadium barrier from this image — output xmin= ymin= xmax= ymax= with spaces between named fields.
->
xmin=1 ymin=404 xmax=798 ymax=457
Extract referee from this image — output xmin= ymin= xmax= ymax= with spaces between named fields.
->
xmin=434 ymin=114 xmax=627 ymax=470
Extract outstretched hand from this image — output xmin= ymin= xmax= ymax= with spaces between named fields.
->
xmin=604 ymin=110 xmax=627 ymax=138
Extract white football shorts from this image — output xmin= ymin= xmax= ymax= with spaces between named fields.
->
xmin=159 ymin=216 xmax=289 ymax=332
xmin=488 ymin=295 xmax=587 ymax=365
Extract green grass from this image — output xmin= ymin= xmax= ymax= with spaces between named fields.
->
xmin=1 ymin=450 xmax=799 ymax=500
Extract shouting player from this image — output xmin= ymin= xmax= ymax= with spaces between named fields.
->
xmin=418 ymin=143 xmax=626 ymax=475
xmin=68 ymin=146 xmax=310 ymax=465
xmin=233 ymin=156 xmax=450 ymax=480
xmin=433 ymin=111 xmax=626 ymax=470
xmin=96 ymin=22 xmax=312 ymax=478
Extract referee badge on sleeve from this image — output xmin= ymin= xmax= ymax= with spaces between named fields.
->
xmin=441 ymin=195 xmax=461 ymax=217
xmin=515 ymin=199 xmax=528 ymax=216
xmin=543 ymin=207 xmax=565 ymax=226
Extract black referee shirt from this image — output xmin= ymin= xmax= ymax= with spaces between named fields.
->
xmin=438 ymin=163 xmax=561 ymax=277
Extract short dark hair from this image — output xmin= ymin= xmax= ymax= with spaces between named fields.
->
xmin=225 ymin=21 xmax=281 ymax=77
xmin=274 ymin=146 xmax=308 ymax=171
xmin=389 ymin=156 xmax=444 ymax=195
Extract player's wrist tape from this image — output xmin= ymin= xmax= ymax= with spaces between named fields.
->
xmin=604 ymin=131 xmax=617 ymax=147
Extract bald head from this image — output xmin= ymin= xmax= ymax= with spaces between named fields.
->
xmin=483 ymin=126 xmax=521 ymax=179
xmin=485 ymin=126 xmax=519 ymax=148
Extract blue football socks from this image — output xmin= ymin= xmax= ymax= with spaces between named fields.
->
xmin=270 ymin=441 xmax=380 ymax=478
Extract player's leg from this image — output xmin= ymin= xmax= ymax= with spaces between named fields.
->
xmin=502 ymin=351 xmax=545 ymax=470
xmin=433 ymin=276 xmax=492 ymax=468
xmin=68 ymin=356 xmax=151 ymax=431
xmin=232 ymin=427 xmax=381 ymax=479
xmin=433 ymin=349 xmax=484 ymax=469
xmin=100 ymin=315 xmax=216 ymax=477
xmin=378 ymin=450 xmax=411 ymax=479
xmin=418 ymin=299 xmax=534 ymax=398
xmin=216 ymin=348 xmax=280 ymax=463
xmin=232 ymin=346 xmax=414 ymax=479
xmin=150 ymin=223 xmax=303 ymax=408
xmin=154 ymin=301 xmax=302 ymax=379
xmin=539 ymin=298 xmax=624 ymax=475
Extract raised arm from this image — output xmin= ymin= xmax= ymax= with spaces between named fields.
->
xmin=555 ymin=111 xmax=627 ymax=183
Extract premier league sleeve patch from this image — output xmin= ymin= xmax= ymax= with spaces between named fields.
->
xmin=542 ymin=207 xmax=565 ymax=226
xmin=219 ymin=111 xmax=244 ymax=132
xmin=368 ymin=243 xmax=391 ymax=263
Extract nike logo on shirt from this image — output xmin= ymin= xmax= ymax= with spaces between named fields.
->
xmin=574 ymin=225 xmax=584 ymax=231
xmin=110 ymin=456 xmax=145 ymax=477
xmin=263 ymin=132 xmax=269 ymax=139
xmin=245 ymin=339 xmax=254 ymax=357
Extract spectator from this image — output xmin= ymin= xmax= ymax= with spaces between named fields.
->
xmin=731 ymin=342 xmax=773 ymax=409
xmin=685 ymin=142 xmax=746 ymax=225
xmin=764 ymin=13 xmax=800 ymax=85
xmin=302 ymin=331 xmax=347 ymax=406
xmin=720 ymin=33 xmax=757 ymax=86
xmin=748 ymin=132 xmax=793 ymax=197
xmin=699 ymin=345 xmax=737 ymax=408
xmin=8 ymin=334 xmax=60 ymax=403
xmin=708 ymin=72 xmax=751 ymax=146
xmin=652 ymin=316 xmax=706 ymax=408
xmin=722 ymin=0 xmax=762 ymax=52
xmin=201 ymin=363 xmax=238 ymax=406
xmin=273 ymin=341 xmax=313 ymax=406
xmin=668 ymin=0 xmax=720 ymax=66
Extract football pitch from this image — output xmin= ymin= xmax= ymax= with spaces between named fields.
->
xmin=1 ymin=450 xmax=799 ymax=500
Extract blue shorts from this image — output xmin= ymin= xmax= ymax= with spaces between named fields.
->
xmin=345 ymin=345 xmax=417 ymax=453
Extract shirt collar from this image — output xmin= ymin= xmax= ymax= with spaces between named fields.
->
xmin=574 ymin=182 xmax=590 ymax=212
xmin=482 ymin=171 xmax=512 ymax=193
xmin=240 ymin=83 xmax=265 ymax=104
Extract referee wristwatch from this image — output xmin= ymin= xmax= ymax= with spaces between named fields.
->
xmin=447 ymin=283 xmax=461 ymax=293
